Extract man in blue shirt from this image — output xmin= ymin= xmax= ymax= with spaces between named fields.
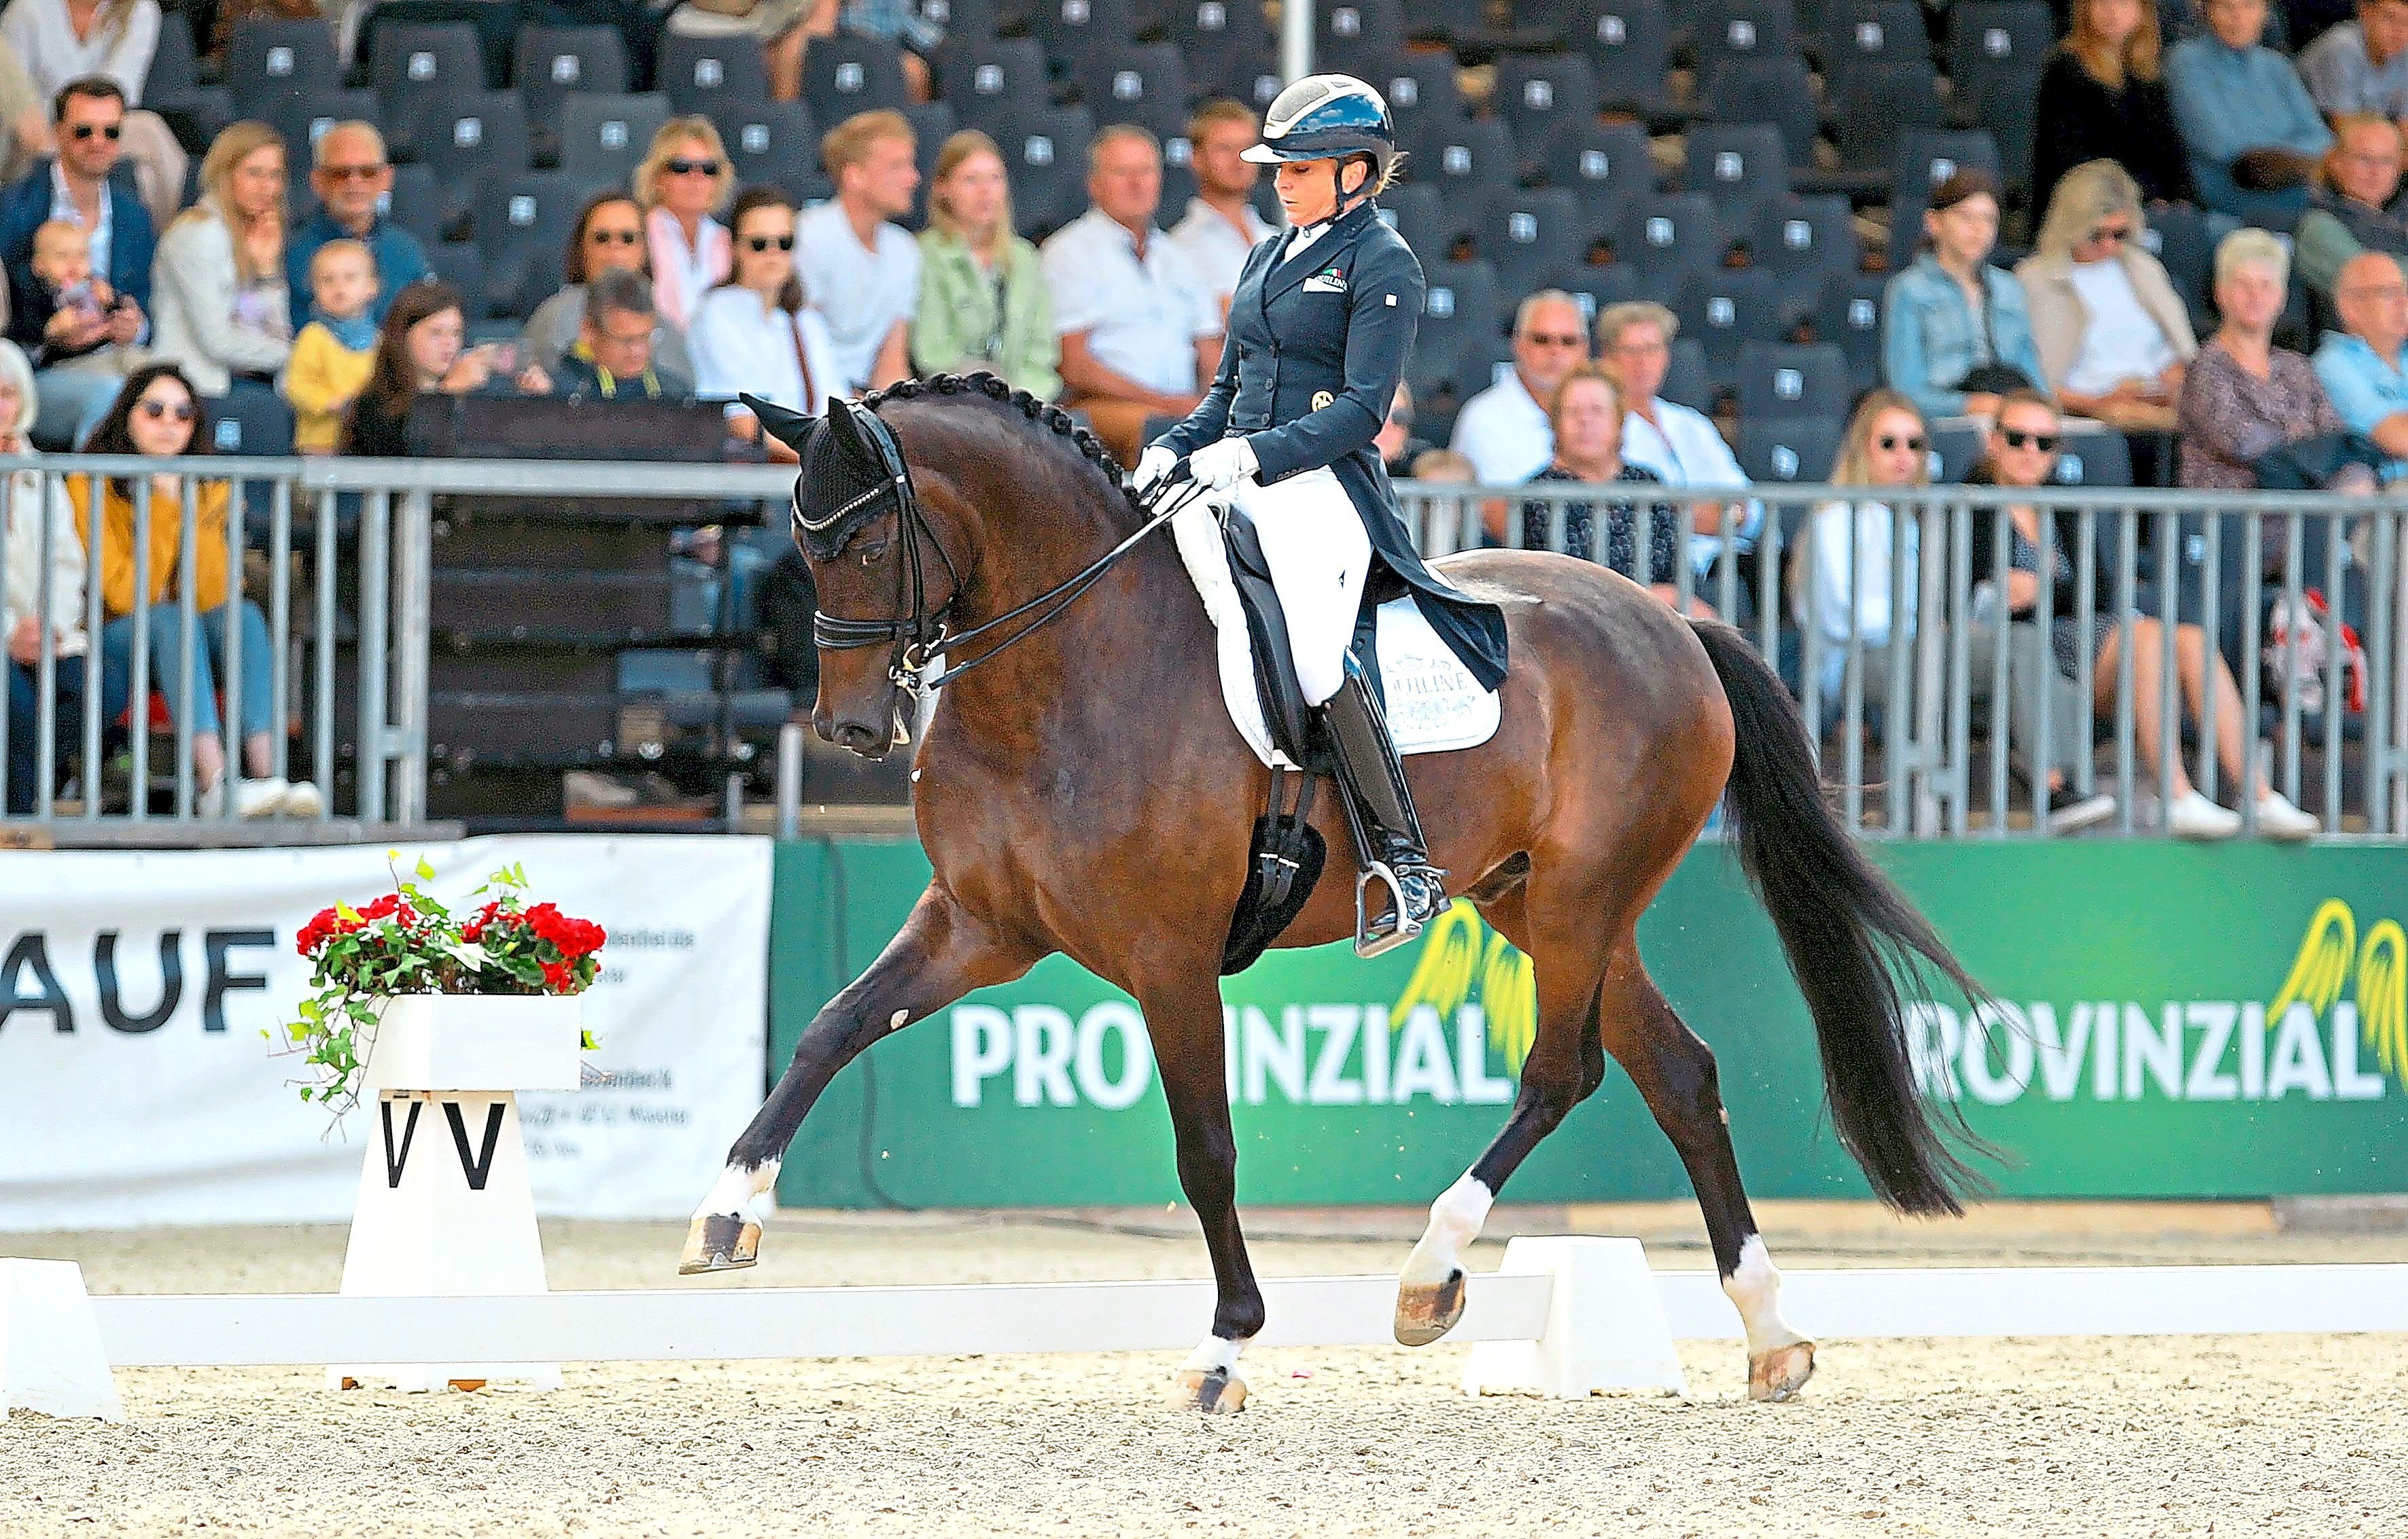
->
xmin=2312 ymin=250 xmax=2408 ymax=480
xmin=2167 ymin=0 xmax=2335 ymax=226
xmin=283 ymin=122 xmax=429 ymax=323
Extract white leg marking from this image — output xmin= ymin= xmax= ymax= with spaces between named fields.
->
xmin=1721 ymin=1234 xmax=1809 ymax=1355
xmin=693 ymin=1160 xmax=781 ymax=1225
xmin=888 ymin=1009 xmax=909 ymax=1033
xmin=1401 ymin=1173 xmax=1493 ymax=1287
xmin=1177 ymin=1333 xmax=1246 ymax=1377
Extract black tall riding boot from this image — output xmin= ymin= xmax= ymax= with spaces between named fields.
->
xmin=1321 ymin=655 xmax=1446 ymax=958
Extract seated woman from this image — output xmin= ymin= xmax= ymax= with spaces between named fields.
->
xmin=2179 ymin=228 xmax=2370 ymax=490
xmin=71 ymin=363 xmax=324 ymax=818
xmin=2034 ymin=0 xmax=2196 ymax=214
xmin=1792 ymin=390 xmax=1930 ymax=710
xmin=2294 ymin=116 xmax=2408 ymax=305
xmin=635 ymin=117 xmax=733 ymax=336
xmin=2019 ymin=159 xmax=2198 ymax=435
xmin=345 ymin=281 xmax=546 ymax=455
xmin=1974 ymin=389 xmax=2318 ymax=840
xmin=150 ymin=121 xmax=291 ymax=405
xmin=689 ymin=186 xmax=837 ymax=460
xmin=913 ymin=129 xmax=1058 ymax=398
xmin=0 ymin=338 xmax=99 ymax=813
xmin=1520 ymin=364 xmax=1704 ymax=615
xmin=520 ymin=193 xmax=695 ymax=381
xmin=1882 ymin=169 xmax=2048 ymax=422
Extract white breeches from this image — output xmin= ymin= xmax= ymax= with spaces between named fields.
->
xmin=1225 ymin=462 xmax=1372 ymax=706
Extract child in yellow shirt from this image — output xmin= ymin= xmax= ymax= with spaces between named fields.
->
xmin=281 ymin=240 xmax=379 ymax=454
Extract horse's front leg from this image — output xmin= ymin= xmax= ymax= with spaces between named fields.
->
xmin=680 ymin=885 xmax=1036 ymax=1274
xmin=1138 ymin=974 xmax=1263 ymax=1414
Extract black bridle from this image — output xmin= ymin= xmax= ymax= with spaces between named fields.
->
xmin=798 ymin=407 xmax=1204 ymax=694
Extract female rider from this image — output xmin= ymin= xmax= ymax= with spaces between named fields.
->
xmin=1136 ymin=76 xmax=1508 ymax=954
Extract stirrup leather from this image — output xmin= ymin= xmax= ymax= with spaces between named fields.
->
xmin=1321 ymin=656 xmax=1446 ymax=959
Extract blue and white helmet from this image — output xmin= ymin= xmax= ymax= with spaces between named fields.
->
xmin=1240 ymin=74 xmax=1396 ymax=184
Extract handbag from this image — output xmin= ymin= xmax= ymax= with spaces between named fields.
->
xmin=2250 ymin=430 xmax=2387 ymax=491
xmin=1948 ymin=272 xmax=2036 ymax=397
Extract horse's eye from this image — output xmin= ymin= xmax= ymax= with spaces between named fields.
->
xmin=858 ymin=539 xmax=890 ymax=566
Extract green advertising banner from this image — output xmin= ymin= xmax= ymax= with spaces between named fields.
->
xmin=767 ymin=838 xmax=2408 ymax=1207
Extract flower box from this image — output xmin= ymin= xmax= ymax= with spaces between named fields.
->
xmin=363 ymin=995 xmax=585 ymax=1093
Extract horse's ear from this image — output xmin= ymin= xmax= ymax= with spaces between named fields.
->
xmin=741 ymin=392 xmax=818 ymax=453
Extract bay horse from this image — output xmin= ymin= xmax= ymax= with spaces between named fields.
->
xmin=683 ymin=373 xmax=1987 ymax=1411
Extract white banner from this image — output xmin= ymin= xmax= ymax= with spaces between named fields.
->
xmin=0 ymin=835 xmax=771 ymax=1230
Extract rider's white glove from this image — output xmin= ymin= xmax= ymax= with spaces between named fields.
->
xmin=1187 ymin=436 xmax=1259 ymax=493
xmin=1132 ymin=444 xmax=1179 ymax=491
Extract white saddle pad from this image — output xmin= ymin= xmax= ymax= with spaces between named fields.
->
xmin=1170 ymin=496 xmax=1501 ymax=770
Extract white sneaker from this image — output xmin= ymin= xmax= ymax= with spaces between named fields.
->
xmin=231 ymin=776 xmax=289 ymax=819
xmin=2254 ymin=790 xmax=2318 ymax=842
xmin=197 ymin=776 xmax=224 ymax=818
xmin=277 ymin=779 xmax=326 ymax=819
xmin=2168 ymin=790 xmax=2241 ymax=840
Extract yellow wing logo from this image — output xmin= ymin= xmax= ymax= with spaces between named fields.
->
xmin=2270 ymin=898 xmax=2356 ymax=1020
xmin=1392 ymin=899 xmax=1539 ymax=1077
xmin=2358 ymin=920 xmax=2408 ymax=1086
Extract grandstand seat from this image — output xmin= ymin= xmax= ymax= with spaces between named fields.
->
xmin=144 ymin=10 xmax=232 ymax=150
xmin=1620 ymin=193 xmax=1724 ymax=292
xmin=406 ymin=92 xmax=533 ymax=230
xmin=372 ymin=22 xmax=489 ymax=157
xmin=1158 ymin=130 xmax=1198 ymax=223
xmin=936 ymin=36 xmax=1051 ymax=132
xmin=1676 ymin=268 xmax=1787 ymax=388
xmin=903 ymin=101 xmax=956 ymax=227
xmin=1817 ymin=0 xmax=1928 ymax=67
xmin=2050 ymin=426 xmax=2133 ymax=490
xmin=209 ymin=386 xmax=296 ymax=457
xmin=478 ymin=170 xmax=582 ymax=317
xmin=1378 ymin=52 xmax=1467 ymax=150
xmin=2143 ymin=203 xmax=2215 ymax=334
xmin=1738 ymin=414 xmax=1843 ymax=483
xmin=657 ymin=31 xmax=775 ymax=116
xmin=1380 ymin=183 xmax=1455 ymax=263
xmin=1894 ymin=128 xmax=2003 ymax=196
xmin=1814 ymin=270 xmax=1887 ymax=394
xmin=722 ymin=102 xmax=831 ymax=205
xmin=1483 ymin=189 xmax=1586 ymax=298
xmin=429 ymin=241 xmax=491 ymax=318
xmin=1412 ymin=258 xmax=1503 ymax=400
xmin=1927 ymin=421 xmax=1987 ymax=482
xmin=1735 ymin=341 xmax=1849 ymax=421
xmin=515 ymin=25 xmax=628 ymax=167
xmin=559 ymin=92 xmax=672 ymax=196
xmin=1557 ymin=263 xmax=1638 ymax=330
xmin=226 ymin=18 xmax=343 ymax=120
xmin=993 ymin=106 xmax=1095 ymax=238
xmin=1947 ymin=2 xmax=2053 ymax=141
xmin=1698 ymin=56 xmax=1819 ymax=169
xmin=1682 ymin=123 xmax=1790 ymax=224
xmin=1749 ymin=195 xmax=1860 ymax=305
xmin=1030 ymin=0 xmax=1138 ymax=72
xmin=804 ymin=33 xmax=911 ymax=126
xmin=1166 ymin=0 xmax=1276 ymax=58
xmin=1316 ymin=0 xmax=1407 ymax=71
xmin=1571 ymin=0 xmax=1674 ymax=120
xmin=924 ymin=0 xmax=1004 ymax=39
xmin=1538 ymin=120 xmax=1654 ymax=220
xmin=1830 ymin=58 xmax=1949 ymax=175
xmin=1071 ymin=43 xmax=1190 ymax=137
xmin=1181 ymin=18 xmax=1282 ymax=116
xmin=1493 ymin=56 xmax=1598 ymax=163
xmin=1692 ymin=0 xmax=1798 ymax=89
xmin=1660 ymin=336 xmax=1712 ymax=412
xmin=259 ymin=86 xmax=381 ymax=168
xmin=1417 ymin=118 xmax=1517 ymax=232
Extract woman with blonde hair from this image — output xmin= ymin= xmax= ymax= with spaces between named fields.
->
xmin=688 ymin=186 xmax=836 ymax=458
xmin=914 ymin=128 xmax=1058 ymax=396
xmin=2179 ymin=228 xmax=2365 ymax=490
xmin=2034 ymin=0 xmax=2194 ymax=213
xmin=150 ymin=119 xmax=290 ymax=400
xmin=2017 ymin=159 xmax=2197 ymax=435
xmin=1792 ymin=389 xmax=1929 ymax=702
xmin=634 ymin=116 xmax=733 ymax=333
xmin=1520 ymin=363 xmax=1702 ymax=615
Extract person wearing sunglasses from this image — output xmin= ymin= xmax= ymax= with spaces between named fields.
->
xmin=635 ymin=116 xmax=733 ymax=335
xmin=0 ymin=76 xmax=152 ymax=447
xmin=2019 ymin=158 xmax=2197 ymax=443
xmin=519 ymin=192 xmax=695 ymax=383
xmin=2033 ymin=0 xmax=2195 ymax=218
xmin=282 ymin=121 xmax=425 ymax=326
xmin=1791 ymin=390 xmax=1931 ymax=706
xmin=71 ymin=362 xmax=326 ymax=820
xmin=913 ymin=128 xmax=1058 ymax=398
xmin=1448 ymin=289 xmax=1588 ymax=485
xmin=690 ymin=187 xmax=833 ymax=449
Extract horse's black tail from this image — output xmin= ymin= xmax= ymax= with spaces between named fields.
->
xmin=1688 ymin=619 xmax=1991 ymax=1216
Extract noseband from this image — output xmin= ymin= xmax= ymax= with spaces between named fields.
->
xmin=797 ymin=407 xmax=1205 ymax=695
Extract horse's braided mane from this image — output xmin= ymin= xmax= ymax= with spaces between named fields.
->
xmin=861 ymin=371 xmax=1147 ymax=521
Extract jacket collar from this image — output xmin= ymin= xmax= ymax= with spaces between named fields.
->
xmin=1261 ymin=198 xmax=1380 ymax=304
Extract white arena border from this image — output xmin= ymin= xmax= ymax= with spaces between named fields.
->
xmin=80 ymin=1261 xmax=2408 ymax=1369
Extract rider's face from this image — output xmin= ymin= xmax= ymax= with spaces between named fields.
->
xmin=1274 ymin=157 xmax=1366 ymax=226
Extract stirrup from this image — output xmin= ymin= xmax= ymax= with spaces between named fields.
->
xmin=1353 ymin=861 xmax=1441 ymax=959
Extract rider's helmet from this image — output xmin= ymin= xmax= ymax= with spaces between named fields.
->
xmin=1240 ymin=74 xmax=1397 ymax=189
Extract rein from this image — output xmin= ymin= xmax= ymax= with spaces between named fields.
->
xmin=805 ymin=407 xmax=1203 ymax=693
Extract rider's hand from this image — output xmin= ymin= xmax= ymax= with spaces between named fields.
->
xmin=1187 ymin=436 xmax=1258 ymax=492
xmin=1132 ymin=444 xmax=1178 ymax=491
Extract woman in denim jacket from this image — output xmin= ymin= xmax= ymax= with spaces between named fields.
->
xmin=1881 ymin=170 xmax=2047 ymax=421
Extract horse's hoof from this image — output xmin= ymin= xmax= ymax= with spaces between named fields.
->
xmin=1168 ymin=1366 xmax=1249 ymax=1414
xmin=678 ymin=1212 xmax=761 ymax=1275
xmin=1749 ymin=1341 xmax=1817 ymax=1402
xmin=1393 ymin=1267 xmax=1467 ymax=1347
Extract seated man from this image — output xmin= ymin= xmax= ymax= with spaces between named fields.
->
xmin=283 ymin=121 xmax=429 ymax=324
xmin=2296 ymin=116 xmax=2408 ymax=302
xmin=1448 ymin=290 xmax=1585 ymax=485
xmin=2167 ymin=0 xmax=2333 ymax=226
xmin=551 ymin=269 xmax=695 ymax=402
xmin=2311 ymin=249 xmax=2408 ymax=481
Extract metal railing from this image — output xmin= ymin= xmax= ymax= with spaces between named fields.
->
xmin=1403 ymin=479 xmax=2408 ymax=840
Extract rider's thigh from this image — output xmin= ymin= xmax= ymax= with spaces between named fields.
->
xmin=1236 ymin=468 xmax=1372 ymax=704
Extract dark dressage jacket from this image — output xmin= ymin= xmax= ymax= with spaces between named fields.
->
xmin=1155 ymin=198 xmax=1510 ymax=690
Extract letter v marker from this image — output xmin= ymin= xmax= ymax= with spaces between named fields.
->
xmin=381 ymin=1098 xmax=423 ymax=1189
xmin=443 ymin=1101 xmax=507 ymax=1191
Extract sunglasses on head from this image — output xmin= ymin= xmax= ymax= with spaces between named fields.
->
xmin=2002 ymin=427 xmax=2060 ymax=451
xmin=69 ymin=122 xmax=122 ymax=141
xmin=137 ymin=398 xmax=195 ymax=422
xmin=745 ymin=234 xmax=795 ymax=252
xmin=1877 ymin=433 xmax=1927 ymax=453
xmin=589 ymin=227 xmax=642 ymax=244
xmin=666 ymin=157 xmax=722 ymax=177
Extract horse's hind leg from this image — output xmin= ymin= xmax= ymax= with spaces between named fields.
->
xmin=1595 ymin=945 xmax=1816 ymax=1402
xmin=680 ymin=886 xmax=1036 ymax=1274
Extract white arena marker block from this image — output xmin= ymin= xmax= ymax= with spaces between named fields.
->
xmin=1463 ymin=1237 xmax=1688 ymax=1400
xmin=0 ymin=1260 xmax=124 ymax=1421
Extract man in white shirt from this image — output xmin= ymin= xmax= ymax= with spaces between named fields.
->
xmin=1594 ymin=300 xmax=1759 ymax=586
xmin=1167 ymin=99 xmax=1274 ymax=318
xmin=1040 ymin=124 xmax=1223 ymax=465
xmin=795 ymin=108 xmax=921 ymax=393
xmin=1448 ymin=290 xmax=1584 ymax=484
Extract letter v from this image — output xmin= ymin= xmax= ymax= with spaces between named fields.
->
xmin=381 ymin=1099 xmax=423 ymax=1189
xmin=444 ymin=1101 xmax=507 ymax=1192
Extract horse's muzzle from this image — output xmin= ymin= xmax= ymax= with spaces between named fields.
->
xmin=823 ymin=717 xmax=890 ymax=759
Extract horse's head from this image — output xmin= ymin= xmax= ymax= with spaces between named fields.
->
xmin=751 ymin=392 xmax=962 ymax=759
